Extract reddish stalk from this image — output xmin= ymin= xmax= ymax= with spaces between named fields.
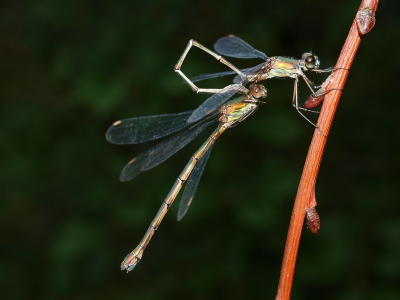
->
xmin=275 ymin=1 xmax=379 ymax=299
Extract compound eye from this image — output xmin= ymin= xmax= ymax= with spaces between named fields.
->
xmin=250 ymin=83 xmax=267 ymax=98
xmin=305 ymin=55 xmax=316 ymax=69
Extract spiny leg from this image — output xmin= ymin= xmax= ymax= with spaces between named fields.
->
xmin=174 ymin=39 xmax=246 ymax=94
xmin=312 ymin=66 xmax=336 ymax=73
xmin=298 ymin=71 xmax=336 ymax=113
xmin=311 ymin=66 xmax=349 ymax=74
xmin=304 ymin=87 xmax=344 ymax=109
xmin=312 ymin=67 xmax=350 ymax=88
xmin=121 ymin=125 xmax=228 ymax=272
xmin=300 ymin=66 xmax=349 ymax=91
xmin=292 ymin=77 xmax=319 ymax=113
xmin=299 ymin=72 xmax=318 ymax=95
xmin=291 ymin=77 xmax=327 ymax=137
xmin=311 ymin=87 xmax=344 ymax=99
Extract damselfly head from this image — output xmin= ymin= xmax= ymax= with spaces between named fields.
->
xmin=302 ymin=53 xmax=320 ymax=70
xmin=249 ymin=83 xmax=267 ymax=99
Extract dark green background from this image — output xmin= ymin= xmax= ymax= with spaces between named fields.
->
xmin=1 ymin=0 xmax=399 ymax=299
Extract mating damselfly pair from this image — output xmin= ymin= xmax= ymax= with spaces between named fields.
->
xmin=106 ymin=35 xmax=336 ymax=272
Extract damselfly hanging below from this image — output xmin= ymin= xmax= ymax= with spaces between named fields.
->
xmin=174 ymin=35 xmax=337 ymax=126
xmin=107 ymin=83 xmax=267 ymax=272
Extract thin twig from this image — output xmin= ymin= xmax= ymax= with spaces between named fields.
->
xmin=275 ymin=1 xmax=379 ymax=299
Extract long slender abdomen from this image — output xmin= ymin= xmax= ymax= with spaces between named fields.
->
xmin=121 ymin=125 xmax=227 ymax=272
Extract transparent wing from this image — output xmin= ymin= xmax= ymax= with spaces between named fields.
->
xmin=177 ymin=144 xmax=214 ymax=221
xmin=106 ymin=111 xmax=193 ymax=145
xmin=120 ymin=117 xmax=217 ymax=182
xmin=189 ymin=65 xmax=261 ymax=83
xmin=187 ymin=84 xmax=244 ymax=124
xmin=214 ymin=35 xmax=268 ymax=61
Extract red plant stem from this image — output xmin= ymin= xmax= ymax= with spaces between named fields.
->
xmin=275 ymin=1 xmax=379 ymax=299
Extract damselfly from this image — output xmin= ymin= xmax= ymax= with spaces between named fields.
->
xmin=107 ymin=83 xmax=267 ymax=272
xmin=174 ymin=35 xmax=336 ymax=126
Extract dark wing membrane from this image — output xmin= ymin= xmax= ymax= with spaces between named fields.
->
xmin=214 ymin=35 xmax=268 ymax=61
xmin=190 ymin=65 xmax=265 ymax=83
xmin=187 ymin=84 xmax=243 ymax=124
xmin=106 ymin=111 xmax=193 ymax=145
xmin=177 ymin=144 xmax=214 ymax=221
xmin=120 ymin=117 xmax=217 ymax=182
xmin=190 ymin=70 xmax=238 ymax=83
xmin=233 ymin=62 xmax=265 ymax=84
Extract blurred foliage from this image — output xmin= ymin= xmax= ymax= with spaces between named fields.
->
xmin=1 ymin=0 xmax=399 ymax=299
